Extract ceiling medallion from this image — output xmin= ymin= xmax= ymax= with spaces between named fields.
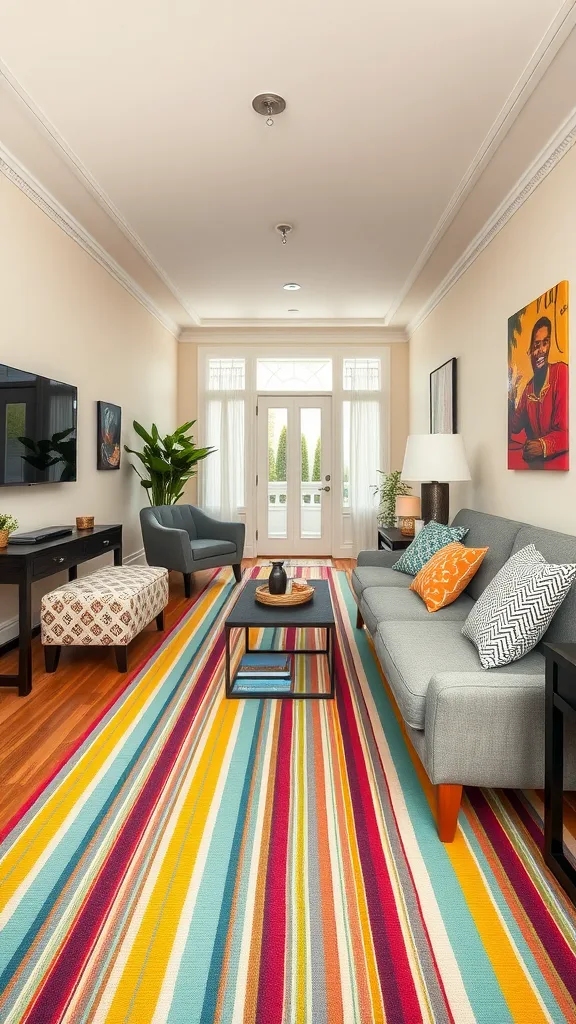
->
xmin=275 ymin=223 xmax=293 ymax=245
xmin=252 ymin=93 xmax=286 ymax=126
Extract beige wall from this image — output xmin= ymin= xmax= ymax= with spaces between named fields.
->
xmin=390 ymin=342 xmax=410 ymax=471
xmin=0 ymin=174 xmax=177 ymax=641
xmin=177 ymin=341 xmax=199 ymax=504
xmin=409 ymin=143 xmax=576 ymax=534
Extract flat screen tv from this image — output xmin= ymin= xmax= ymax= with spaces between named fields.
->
xmin=0 ymin=363 xmax=77 ymax=485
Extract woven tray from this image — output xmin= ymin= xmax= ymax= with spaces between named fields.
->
xmin=255 ymin=580 xmax=314 ymax=606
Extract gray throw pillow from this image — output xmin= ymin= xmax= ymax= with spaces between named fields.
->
xmin=462 ymin=544 xmax=576 ymax=668
xmin=392 ymin=520 xmax=469 ymax=577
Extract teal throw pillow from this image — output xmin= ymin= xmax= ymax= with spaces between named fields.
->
xmin=392 ymin=521 xmax=469 ymax=576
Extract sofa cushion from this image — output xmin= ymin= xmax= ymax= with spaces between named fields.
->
xmin=351 ymin=565 xmax=412 ymax=600
xmin=189 ymin=539 xmax=237 ymax=561
xmin=410 ymin=542 xmax=488 ymax=612
xmin=361 ymin=586 xmax=475 ymax=634
xmin=392 ymin=521 xmax=469 ymax=577
xmin=450 ymin=508 xmax=525 ymax=599
xmin=374 ymin=620 xmax=544 ymax=730
xmin=512 ymin=526 xmax=576 ymax=642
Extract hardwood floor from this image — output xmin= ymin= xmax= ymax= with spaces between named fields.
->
xmin=0 ymin=559 xmax=354 ymax=828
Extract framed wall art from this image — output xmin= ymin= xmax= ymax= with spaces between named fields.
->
xmin=430 ymin=358 xmax=457 ymax=434
xmin=508 ymin=281 xmax=569 ymax=471
xmin=97 ymin=401 xmax=122 ymax=470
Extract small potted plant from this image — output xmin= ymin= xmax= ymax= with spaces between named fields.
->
xmin=0 ymin=513 xmax=18 ymax=548
xmin=373 ymin=470 xmax=412 ymax=528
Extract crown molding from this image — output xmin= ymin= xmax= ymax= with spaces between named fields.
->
xmin=0 ymin=60 xmax=201 ymax=326
xmin=0 ymin=141 xmax=180 ymax=337
xmin=384 ymin=0 xmax=576 ymax=326
xmin=179 ymin=324 xmax=408 ymax=343
xmin=191 ymin=317 xmax=394 ymax=330
xmin=407 ymin=106 xmax=576 ymax=337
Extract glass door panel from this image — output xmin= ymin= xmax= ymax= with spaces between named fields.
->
xmin=257 ymin=396 xmax=332 ymax=556
xmin=300 ymin=407 xmax=322 ymax=540
xmin=267 ymin=407 xmax=288 ymax=540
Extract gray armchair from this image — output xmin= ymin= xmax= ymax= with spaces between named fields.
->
xmin=140 ymin=505 xmax=245 ymax=597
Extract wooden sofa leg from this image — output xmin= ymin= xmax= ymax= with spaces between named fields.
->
xmin=232 ymin=563 xmax=242 ymax=584
xmin=437 ymin=784 xmax=463 ymax=843
xmin=356 ymin=606 xmax=364 ymax=629
xmin=44 ymin=645 xmax=61 ymax=673
xmin=156 ymin=610 xmax=165 ymax=631
xmin=183 ymin=572 xmax=191 ymax=599
xmin=115 ymin=646 xmax=128 ymax=673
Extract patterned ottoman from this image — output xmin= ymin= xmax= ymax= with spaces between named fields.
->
xmin=41 ymin=565 xmax=169 ymax=673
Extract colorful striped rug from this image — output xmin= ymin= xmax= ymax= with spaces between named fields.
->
xmin=1 ymin=565 xmax=575 ymax=1023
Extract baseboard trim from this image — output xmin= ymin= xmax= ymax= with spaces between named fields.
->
xmin=0 ymin=548 xmax=147 ymax=656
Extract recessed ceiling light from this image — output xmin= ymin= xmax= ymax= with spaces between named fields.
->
xmin=287 ymin=308 xmax=299 ymax=313
xmin=283 ymin=282 xmax=301 ymax=291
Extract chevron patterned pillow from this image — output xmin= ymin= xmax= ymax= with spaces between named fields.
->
xmin=463 ymin=546 xmax=576 ymax=668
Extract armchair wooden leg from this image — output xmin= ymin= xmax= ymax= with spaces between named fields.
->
xmin=436 ymin=784 xmax=463 ymax=842
xmin=156 ymin=610 xmax=165 ymax=631
xmin=233 ymin=563 xmax=242 ymax=584
xmin=44 ymin=645 xmax=61 ymax=673
xmin=115 ymin=646 xmax=128 ymax=673
xmin=356 ymin=606 xmax=364 ymax=629
xmin=183 ymin=573 xmax=191 ymax=599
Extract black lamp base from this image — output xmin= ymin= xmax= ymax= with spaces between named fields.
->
xmin=421 ymin=482 xmax=449 ymax=525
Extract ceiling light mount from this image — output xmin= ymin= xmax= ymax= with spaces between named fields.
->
xmin=275 ymin=223 xmax=293 ymax=245
xmin=283 ymin=282 xmax=301 ymax=291
xmin=252 ymin=93 xmax=286 ymax=126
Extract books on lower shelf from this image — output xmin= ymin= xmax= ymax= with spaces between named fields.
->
xmin=233 ymin=652 xmax=293 ymax=693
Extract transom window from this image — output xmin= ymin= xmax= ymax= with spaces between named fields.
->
xmin=208 ymin=358 xmax=245 ymax=391
xmin=343 ymin=358 xmax=380 ymax=391
xmin=257 ymin=358 xmax=332 ymax=391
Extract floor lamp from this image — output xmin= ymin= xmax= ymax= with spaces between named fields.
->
xmin=401 ymin=434 xmax=471 ymax=524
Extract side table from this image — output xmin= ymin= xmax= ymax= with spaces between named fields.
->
xmin=543 ymin=642 xmax=576 ymax=905
xmin=377 ymin=526 xmax=411 ymax=552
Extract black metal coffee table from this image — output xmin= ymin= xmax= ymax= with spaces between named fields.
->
xmin=225 ymin=579 xmax=335 ymax=699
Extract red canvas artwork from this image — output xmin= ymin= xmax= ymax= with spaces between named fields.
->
xmin=508 ymin=281 xmax=569 ymax=471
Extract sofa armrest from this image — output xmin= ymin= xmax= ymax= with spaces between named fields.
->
xmin=140 ymin=516 xmax=193 ymax=573
xmin=421 ymin=669 xmax=576 ymax=789
xmin=357 ymin=549 xmax=401 ymax=569
xmin=191 ymin=508 xmax=245 ymax=555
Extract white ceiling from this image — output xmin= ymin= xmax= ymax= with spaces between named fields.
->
xmin=0 ymin=0 xmax=573 ymax=326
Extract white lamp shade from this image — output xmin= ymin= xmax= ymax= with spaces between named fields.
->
xmin=396 ymin=495 xmax=421 ymax=517
xmin=401 ymin=434 xmax=471 ymax=482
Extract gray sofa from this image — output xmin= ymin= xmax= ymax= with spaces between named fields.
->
xmin=140 ymin=505 xmax=245 ymax=597
xmin=353 ymin=508 xmax=576 ymax=841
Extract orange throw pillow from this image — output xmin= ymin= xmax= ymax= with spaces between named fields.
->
xmin=410 ymin=542 xmax=488 ymax=612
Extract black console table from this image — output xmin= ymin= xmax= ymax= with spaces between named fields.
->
xmin=0 ymin=525 xmax=122 ymax=697
xmin=377 ymin=526 xmax=411 ymax=552
xmin=543 ymin=642 xmax=576 ymax=905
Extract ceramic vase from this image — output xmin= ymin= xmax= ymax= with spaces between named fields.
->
xmin=268 ymin=561 xmax=287 ymax=595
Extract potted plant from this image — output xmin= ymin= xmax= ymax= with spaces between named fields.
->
xmin=373 ymin=470 xmax=412 ymax=528
xmin=124 ymin=420 xmax=215 ymax=506
xmin=0 ymin=513 xmax=18 ymax=548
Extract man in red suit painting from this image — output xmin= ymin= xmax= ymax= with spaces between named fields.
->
xmin=509 ymin=315 xmax=569 ymax=470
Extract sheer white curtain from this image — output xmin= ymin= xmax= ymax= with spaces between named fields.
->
xmin=201 ymin=359 xmax=245 ymax=521
xmin=349 ymin=397 xmax=380 ymax=554
xmin=344 ymin=357 xmax=381 ymax=554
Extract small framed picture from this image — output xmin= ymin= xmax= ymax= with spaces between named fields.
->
xmin=97 ymin=401 xmax=121 ymax=470
xmin=430 ymin=358 xmax=457 ymax=434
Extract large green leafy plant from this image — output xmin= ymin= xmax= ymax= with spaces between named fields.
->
xmin=124 ymin=420 xmax=215 ymax=506
xmin=373 ymin=470 xmax=412 ymax=528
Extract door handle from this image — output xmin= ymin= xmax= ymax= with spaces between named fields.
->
xmin=320 ymin=485 xmax=331 ymax=492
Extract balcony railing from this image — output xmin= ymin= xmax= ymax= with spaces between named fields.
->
xmin=268 ymin=481 xmax=321 ymax=506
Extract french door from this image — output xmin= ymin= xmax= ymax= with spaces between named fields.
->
xmin=256 ymin=395 xmax=332 ymax=556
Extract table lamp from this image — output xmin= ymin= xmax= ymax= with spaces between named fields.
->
xmin=401 ymin=434 xmax=471 ymax=524
xmin=395 ymin=495 xmax=421 ymax=536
